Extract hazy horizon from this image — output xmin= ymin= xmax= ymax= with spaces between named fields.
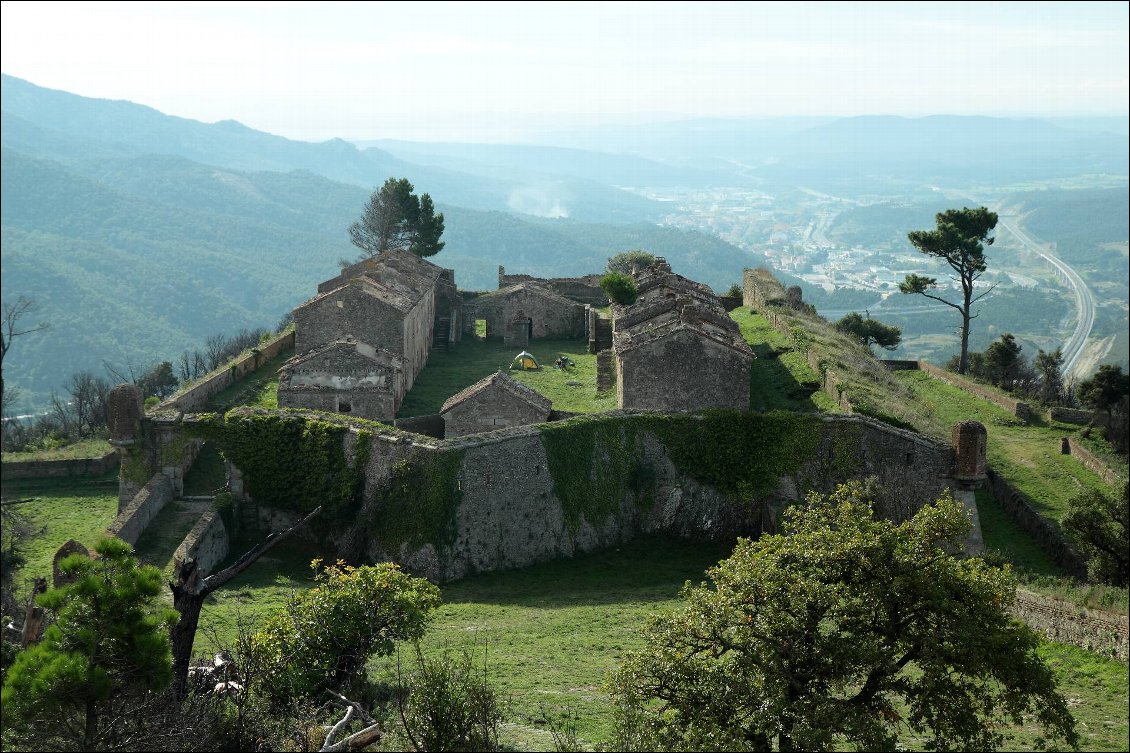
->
xmin=2 ymin=1 xmax=1126 ymax=143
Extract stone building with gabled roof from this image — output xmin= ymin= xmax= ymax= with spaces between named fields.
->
xmin=612 ymin=258 xmax=752 ymax=412
xmin=439 ymin=371 xmax=552 ymax=438
xmin=292 ymin=249 xmax=460 ymax=393
xmin=463 ymin=282 xmax=586 ymax=344
xmin=277 ymin=339 xmax=404 ymax=420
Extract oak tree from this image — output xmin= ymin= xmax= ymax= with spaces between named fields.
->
xmin=607 ymin=483 xmax=1077 ymax=752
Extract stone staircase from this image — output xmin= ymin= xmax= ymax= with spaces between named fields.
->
xmin=433 ymin=316 xmax=451 ymax=352
xmin=594 ymin=317 xmax=613 ymax=351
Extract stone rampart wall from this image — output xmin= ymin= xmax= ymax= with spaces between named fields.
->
xmin=1012 ymin=590 xmax=1128 ymax=662
xmin=1062 ymin=437 xmax=1125 ymax=486
xmin=918 ymin=361 xmax=1032 ymax=420
xmin=172 ymin=510 xmax=230 ymax=577
xmin=984 ymin=469 xmax=1087 ymax=578
xmin=106 ymin=473 xmax=175 ymax=546
xmin=353 ymin=412 xmax=959 ymax=582
xmin=157 ymin=330 xmax=295 ymax=413
xmin=1 ymin=451 xmax=118 ymax=479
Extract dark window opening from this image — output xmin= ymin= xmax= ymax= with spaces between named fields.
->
xmin=338 ymin=400 xmax=352 ymax=414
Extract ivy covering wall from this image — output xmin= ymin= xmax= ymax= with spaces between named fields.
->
xmin=202 ymin=409 xmax=373 ymax=524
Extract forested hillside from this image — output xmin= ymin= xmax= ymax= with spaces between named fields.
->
xmin=0 ymin=145 xmax=760 ymax=411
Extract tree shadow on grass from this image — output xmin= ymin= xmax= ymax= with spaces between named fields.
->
xmin=440 ymin=535 xmax=733 ymax=609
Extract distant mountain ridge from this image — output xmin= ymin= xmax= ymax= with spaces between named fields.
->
xmin=0 ymin=74 xmax=661 ymax=223
xmin=0 ymin=81 xmax=761 ymax=410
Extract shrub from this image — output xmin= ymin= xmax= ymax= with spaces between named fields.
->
xmin=252 ymin=560 xmax=440 ymax=705
xmin=399 ymin=646 xmax=502 ymax=752
xmin=600 ymin=273 xmax=638 ymax=306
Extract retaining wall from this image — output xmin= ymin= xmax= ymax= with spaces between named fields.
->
xmin=1061 ymin=437 xmax=1125 ymax=486
xmin=156 ymin=330 xmax=295 ymax=413
xmin=106 ymin=473 xmax=175 ymax=546
xmin=172 ymin=510 xmax=230 ymax=577
xmin=984 ymin=468 xmax=1087 ymax=578
xmin=1012 ymin=590 xmax=1128 ymax=662
xmin=1 ymin=451 xmax=118 ymax=479
xmin=918 ymin=361 xmax=1033 ymax=420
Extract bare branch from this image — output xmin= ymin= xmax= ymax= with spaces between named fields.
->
xmin=200 ymin=505 xmax=322 ymax=595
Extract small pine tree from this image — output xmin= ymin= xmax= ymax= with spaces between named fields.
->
xmin=1 ymin=538 xmax=177 ymax=750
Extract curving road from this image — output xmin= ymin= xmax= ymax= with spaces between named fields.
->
xmin=994 ymin=214 xmax=1096 ymax=379
xmin=938 ymin=187 xmax=1097 ymax=379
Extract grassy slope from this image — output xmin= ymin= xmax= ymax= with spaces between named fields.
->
xmin=1 ymin=437 xmax=112 ymax=462
xmin=896 ymin=370 xmax=1113 ymax=521
xmin=730 ymin=308 xmax=838 ymax=412
xmin=0 ymin=473 xmax=119 ymax=596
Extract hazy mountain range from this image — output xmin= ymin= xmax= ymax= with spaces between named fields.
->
xmin=1 ymin=72 xmax=1127 ymax=411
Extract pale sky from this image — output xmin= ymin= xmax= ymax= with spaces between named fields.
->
xmin=1 ymin=1 xmax=1127 ymax=142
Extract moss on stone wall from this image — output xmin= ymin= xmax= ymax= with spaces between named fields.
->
xmin=638 ymin=410 xmax=823 ymax=500
xmin=540 ymin=417 xmax=640 ymax=531
xmin=370 ymin=449 xmax=465 ymax=551
xmin=540 ymin=411 xmax=824 ymax=531
xmin=120 ymin=444 xmax=152 ymax=488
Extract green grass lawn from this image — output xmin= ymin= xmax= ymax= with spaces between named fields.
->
xmin=0 ymin=473 xmax=119 ymax=597
xmin=1 ymin=437 xmax=112 ymax=462
xmin=398 ymin=336 xmax=615 ymax=417
xmin=190 ymin=533 xmax=1127 ymax=752
xmin=897 ymin=370 xmax=1114 ymax=520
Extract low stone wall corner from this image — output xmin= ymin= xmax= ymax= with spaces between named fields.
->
xmin=106 ymin=473 xmax=175 ymax=545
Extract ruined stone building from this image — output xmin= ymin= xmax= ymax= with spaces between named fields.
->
xmin=497 ymin=266 xmax=607 ymax=306
xmin=440 ymin=371 xmax=552 ymax=438
xmin=277 ymin=339 xmax=404 ymax=417
xmin=613 ymin=257 xmax=752 ymax=412
xmin=463 ymin=282 xmax=586 ymax=345
xmin=284 ymin=251 xmax=461 ymax=420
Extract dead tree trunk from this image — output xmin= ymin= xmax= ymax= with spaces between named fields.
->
xmin=170 ymin=506 xmax=322 ymax=699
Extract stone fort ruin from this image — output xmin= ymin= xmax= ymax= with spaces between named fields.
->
xmin=104 ymin=257 xmax=988 ymax=585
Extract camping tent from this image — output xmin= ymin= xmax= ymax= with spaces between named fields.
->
xmin=510 ymin=351 xmax=540 ymax=371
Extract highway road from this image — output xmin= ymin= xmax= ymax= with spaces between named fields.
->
xmin=994 ymin=214 xmax=1097 ymax=379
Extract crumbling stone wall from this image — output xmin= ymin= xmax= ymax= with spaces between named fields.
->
xmin=498 ymin=266 xmax=606 ymax=306
xmin=172 ymin=510 xmax=230 ymax=577
xmin=1 ymin=451 xmax=118 ymax=480
xmin=106 ymin=473 xmax=175 ymax=545
xmin=919 ymin=361 xmax=1032 ymax=420
xmin=1061 ymin=436 xmax=1125 ymax=486
xmin=157 ymin=331 xmax=296 ymax=414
